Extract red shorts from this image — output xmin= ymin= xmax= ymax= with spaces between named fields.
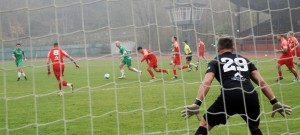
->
xmin=199 ymin=51 xmax=204 ymax=57
xmin=277 ymin=56 xmax=294 ymax=68
xmin=53 ymin=64 xmax=65 ymax=80
xmin=148 ymin=60 xmax=158 ymax=68
xmin=173 ymin=57 xmax=181 ymax=65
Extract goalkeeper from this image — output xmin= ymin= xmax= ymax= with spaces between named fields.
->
xmin=182 ymin=38 xmax=292 ymax=135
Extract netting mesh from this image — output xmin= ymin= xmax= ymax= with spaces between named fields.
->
xmin=1 ymin=0 xmax=300 ymax=134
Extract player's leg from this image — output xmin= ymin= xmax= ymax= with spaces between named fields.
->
xmin=147 ymin=66 xmax=155 ymax=79
xmin=171 ymin=62 xmax=177 ymax=79
xmin=285 ymin=58 xmax=298 ymax=79
xmin=196 ymin=95 xmax=227 ymax=135
xmin=119 ymin=62 xmax=126 ymax=79
xmin=188 ymin=56 xmax=198 ymax=70
xmin=276 ymin=60 xmax=284 ymax=82
xmin=127 ymin=59 xmax=141 ymax=73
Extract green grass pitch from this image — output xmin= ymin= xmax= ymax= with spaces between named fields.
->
xmin=0 ymin=56 xmax=299 ymax=135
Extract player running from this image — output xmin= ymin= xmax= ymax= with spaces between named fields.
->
xmin=47 ymin=43 xmax=80 ymax=96
xmin=137 ymin=47 xmax=169 ymax=81
xmin=12 ymin=43 xmax=28 ymax=81
xmin=275 ymin=34 xmax=299 ymax=82
xmin=181 ymin=38 xmax=292 ymax=135
xmin=182 ymin=40 xmax=198 ymax=71
xmin=115 ymin=41 xmax=141 ymax=79
xmin=171 ymin=36 xmax=189 ymax=79
xmin=287 ymin=31 xmax=300 ymax=67
xmin=197 ymin=38 xmax=207 ymax=63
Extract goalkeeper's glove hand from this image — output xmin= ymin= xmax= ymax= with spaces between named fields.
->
xmin=181 ymin=104 xmax=200 ymax=120
xmin=181 ymin=99 xmax=202 ymax=121
xmin=270 ymin=98 xmax=292 ymax=118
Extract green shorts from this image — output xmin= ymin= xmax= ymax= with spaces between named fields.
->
xmin=121 ymin=58 xmax=132 ymax=67
xmin=15 ymin=60 xmax=23 ymax=67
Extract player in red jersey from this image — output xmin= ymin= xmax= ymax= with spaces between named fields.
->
xmin=137 ymin=47 xmax=169 ymax=81
xmin=287 ymin=31 xmax=300 ymax=67
xmin=197 ymin=38 xmax=207 ymax=63
xmin=171 ymin=36 xmax=189 ymax=79
xmin=275 ymin=35 xmax=299 ymax=82
xmin=47 ymin=43 xmax=80 ymax=96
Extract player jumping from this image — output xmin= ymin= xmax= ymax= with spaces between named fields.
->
xmin=137 ymin=46 xmax=169 ymax=81
xmin=171 ymin=36 xmax=189 ymax=79
xmin=182 ymin=40 xmax=198 ymax=71
xmin=115 ymin=41 xmax=141 ymax=79
xmin=287 ymin=31 xmax=300 ymax=67
xmin=275 ymin=34 xmax=299 ymax=82
xmin=12 ymin=43 xmax=28 ymax=81
xmin=182 ymin=38 xmax=292 ymax=135
xmin=47 ymin=43 xmax=80 ymax=96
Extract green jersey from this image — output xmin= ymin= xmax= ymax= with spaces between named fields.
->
xmin=13 ymin=49 xmax=25 ymax=61
xmin=119 ymin=45 xmax=130 ymax=59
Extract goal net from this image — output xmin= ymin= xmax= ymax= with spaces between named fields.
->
xmin=0 ymin=0 xmax=300 ymax=134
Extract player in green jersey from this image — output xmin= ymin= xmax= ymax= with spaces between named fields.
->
xmin=211 ymin=33 xmax=220 ymax=56
xmin=115 ymin=41 xmax=141 ymax=79
xmin=183 ymin=41 xmax=198 ymax=71
xmin=12 ymin=43 xmax=28 ymax=81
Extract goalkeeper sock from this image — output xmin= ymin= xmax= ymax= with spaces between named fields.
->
xmin=195 ymin=126 xmax=207 ymax=135
xmin=147 ymin=69 xmax=154 ymax=78
xmin=121 ymin=69 xmax=125 ymax=76
xmin=18 ymin=72 xmax=21 ymax=78
xmin=22 ymin=72 xmax=26 ymax=77
xmin=173 ymin=70 xmax=177 ymax=76
xmin=182 ymin=65 xmax=188 ymax=69
xmin=190 ymin=63 xmax=197 ymax=67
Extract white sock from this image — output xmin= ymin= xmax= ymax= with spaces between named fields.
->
xmin=18 ymin=72 xmax=21 ymax=78
xmin=121 ymin=69 xmax=125 ymax=76
xmin=67 ymin=83 xmax=72 ymax=87
xmin=22 ymin=73 xmax=26 ymax=76
xmin=132 ymin=68 xmax=140 ymax=72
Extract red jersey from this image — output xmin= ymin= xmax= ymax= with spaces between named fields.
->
xmin=140 ymin=49 xmax=157 ymax=62
xmin=173 ymin=41 xmax=180 ymax=58
xmin=47 ymin=47 xmax=68 ymax=65
xmin=288 ymin=37 xmax=300 ymax=52
xmin=198 ymin=41 xmax=204 ymax=54
xmin=280 ymin=39 xmax=292 ymax=57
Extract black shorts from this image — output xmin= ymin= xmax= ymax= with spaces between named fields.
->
xmin=203 ymin=90 xmax=260 ymax=129
xmin=186 ymin=56 xmax=192 ymax=61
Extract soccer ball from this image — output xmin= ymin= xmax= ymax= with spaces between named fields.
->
xmin=104 ymin=73 xmax=110 ymax=79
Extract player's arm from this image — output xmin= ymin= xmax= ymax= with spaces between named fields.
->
xmin=12 ymin=53 xmax=16 ymax=61
xmin=276 ymin=46 xmax=288 ymax=53
xmin=140 ymin=50 xmax=148 ymax=63
xmin=250 ymin=70 xmax=292 ymax=117
xmin=181 ymin=72 xmax=215 ymax=120
xmin=23 ymin=51 xmax=27 ymax=61
xmin=46 ymin=55 xmax=51 ymax=76
xmin=65 ymin=54 xmax=80 ymax=69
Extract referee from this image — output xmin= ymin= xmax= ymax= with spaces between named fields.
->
xmin=182 ymin=38 xmax=292 ymax=135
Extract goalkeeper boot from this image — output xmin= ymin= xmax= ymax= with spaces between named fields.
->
xmin=24 ymin=76 xmax=28 ymax=80
xmin=275 ymin=76 xmax=284 ymax=82
xmin=17 ymin=77 xmax=20 ymax=81
xmin=57 ymin=90 xmax=64 ymax=96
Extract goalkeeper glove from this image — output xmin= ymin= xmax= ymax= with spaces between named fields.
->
xmin=270 ymin=98 xmax=292 ymax=118
xmin=181 ymin=99 xmax=202 ymax=121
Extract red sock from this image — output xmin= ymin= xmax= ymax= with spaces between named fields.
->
xmin=173 ymin=70 xmax=177 ymax=76
xmin=278 ymin=71 xmax=282 ymax=77
xmin=147 ymin=69 xmax=154 ymax=78
xmin=62 ymin=81 xmax=68 ymax=86
xmin=157 ymin=68 xmax=167 ymax=73
xmin=182 ymin=65 xmax=188 ymax=69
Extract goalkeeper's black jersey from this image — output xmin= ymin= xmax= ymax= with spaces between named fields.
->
xmin=206 ymin=52 xmax=257 ymax=92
